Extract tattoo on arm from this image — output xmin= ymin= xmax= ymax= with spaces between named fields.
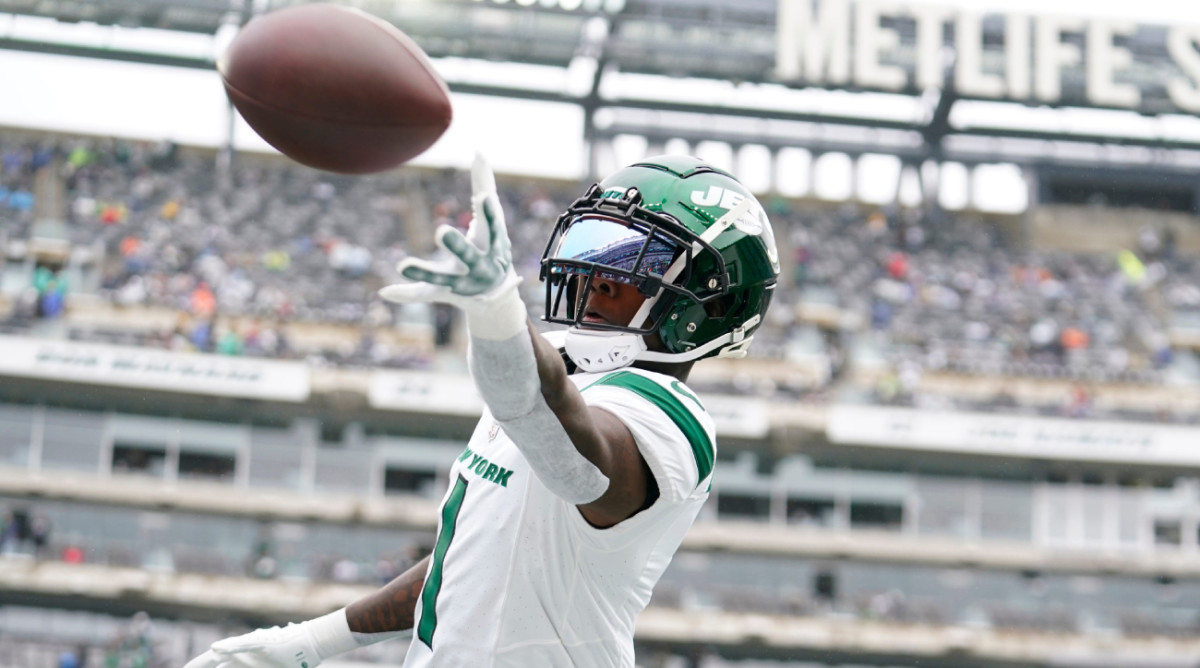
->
xmin=345 ymin=555 xmax=430 ymax=634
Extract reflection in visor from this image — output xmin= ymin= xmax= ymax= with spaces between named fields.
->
xmin=551 ymin=217 xmax=679 ymax=283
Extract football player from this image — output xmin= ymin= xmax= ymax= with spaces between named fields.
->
xmin=184 ymin=154 xmax=778 ymax=668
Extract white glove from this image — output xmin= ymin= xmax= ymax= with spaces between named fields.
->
xmin=379 ymin=153 xmax=527 ymax=342
xmin=183 ymin=610 xmax=359 ymax=668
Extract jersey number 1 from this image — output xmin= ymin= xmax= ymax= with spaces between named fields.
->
xmin=418 ymin=475 xmax=468 ymax=648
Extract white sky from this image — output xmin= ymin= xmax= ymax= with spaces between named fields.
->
xmin=0 ymin=0 xmax=1196 ymax=212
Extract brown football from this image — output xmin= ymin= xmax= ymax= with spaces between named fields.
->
xmin=218 ymin=3 xmax=452 ymax=174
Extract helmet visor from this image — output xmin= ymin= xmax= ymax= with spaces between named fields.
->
xmin=543 ymin=216 xmax=685 ymax=331
xmin=549 ymin=216 xmax=681 ymax=284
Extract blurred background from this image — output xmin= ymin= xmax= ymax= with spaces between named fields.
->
xmin=3 ymin=0 xmax=1200 ymax=666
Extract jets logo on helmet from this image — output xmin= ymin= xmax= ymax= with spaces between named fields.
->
xmin=600 ymin=187 xmax=633 ymax=200
xmin=689 ymin=185 xmax=779 ymax=270
xmin=540 ymin=155 xmax=779 ymax=372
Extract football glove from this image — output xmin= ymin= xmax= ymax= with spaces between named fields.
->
xmin=182 ymin=610 xmax=360 ymax=668
xmin=379 ymin=153 xmax=527 ymax=342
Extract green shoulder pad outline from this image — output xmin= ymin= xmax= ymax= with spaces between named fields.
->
xmin=583 ymin=371 xmax=714 ymax=488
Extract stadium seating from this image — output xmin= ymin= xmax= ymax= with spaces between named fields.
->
xmin=5 ymin=133 xmax=1200 ymax=426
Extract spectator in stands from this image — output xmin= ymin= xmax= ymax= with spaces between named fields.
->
xmin=215 ymin=323 xmax=244 ymax=356
xmin=3 ymin=188 xmax=33 ymax=212
xmin=0 ymin=146 xmax=24 ymax=173
xmin=189 ymin=282 xmax=217 ymax=319
xmin=29 ymin=511 xmax=51 ymax=558
xmin=331 ymin=557 xmax=359 ymax=583
xmin=61 ymin=542 xmax=85 ymax=564
xmin=247 ymin=524 xmax=277 ymax=580
xmin=105 ymin=612 xmax=155 ymax=668
xmin=31 ymin=266 xmax=68 ymax=319
xmin=57 ymin=651 xmax=79 ymax=668
xmin=1161 ymin=224 xmax=1177 ymax=262
xmin=188 ymin=317 xmax=217 ymax=352
xmin=39 ymin=277 xmax=66 ymax=320
xmin=1064 ymin=385 xmax=1092 ymax=419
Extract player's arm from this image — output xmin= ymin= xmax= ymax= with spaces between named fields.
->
xmin=182 ymin=558 xmax=428 ymax=668
xmin=469 ymin=318 xmax=647 ymax=527
xmin=526 ymin=323 xmax=650 ymax=527
xmin=345 ymin=555 xmax=429 ymax=633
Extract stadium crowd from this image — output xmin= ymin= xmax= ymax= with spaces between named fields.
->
xmin=1 ymin=134 xmax=1198 ymax=412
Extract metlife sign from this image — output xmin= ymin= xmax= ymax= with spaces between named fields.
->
xmin=776 ymin=0 xmax=1200 ymax=113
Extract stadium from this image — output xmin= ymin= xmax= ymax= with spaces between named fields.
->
xmin=2 ymin=0 xmax=1200 ymax=666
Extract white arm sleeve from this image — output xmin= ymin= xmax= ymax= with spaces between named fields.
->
xmin=468 ymin=326 xmax=610 ymax=505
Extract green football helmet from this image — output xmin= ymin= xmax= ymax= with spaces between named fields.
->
xmin=540 ymin=155 xmax=780 ymax=372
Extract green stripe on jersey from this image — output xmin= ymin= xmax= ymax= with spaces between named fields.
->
xmin=585 ymin=371 xmax=714 ymax=487
xmin=417 ymin=475 xmax=468 ymax=648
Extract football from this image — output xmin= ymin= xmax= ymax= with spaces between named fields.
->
xmin=217 ymin=3 xmax=452 ymax=174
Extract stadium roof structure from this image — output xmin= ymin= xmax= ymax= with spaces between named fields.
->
xmin=3 ymin=0 xmax=1200 ymax=177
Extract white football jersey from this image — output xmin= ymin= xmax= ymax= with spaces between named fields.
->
xmin=400 ymin=366 xmax=716 ymax=668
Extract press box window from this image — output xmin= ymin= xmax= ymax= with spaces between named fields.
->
xmin=178 ymin=450 xmax=236 ymax=481
xmin=1155 ymin=520 xmax=1182 ymax=546
xmin=384 ymin=467 xmax=438 ymax=496
xmin=716 ymin=493 xmax=770 ymax=520
xmin=112 ymin=442 xmax=166 ymax=476
xmin=787 ymin=497 xmax=835 ymax=526
xmin=850 ymin=501 xmax=903 ymax=530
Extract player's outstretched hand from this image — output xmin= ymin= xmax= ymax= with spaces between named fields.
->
xmin=380 ymin=153 xmax=527 ymax=341
xmin=182 ymin=623 xmax=327 ymax=668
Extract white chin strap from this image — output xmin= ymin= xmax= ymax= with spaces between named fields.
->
xmin=563 ymin=328 xmax=647 ymax=372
